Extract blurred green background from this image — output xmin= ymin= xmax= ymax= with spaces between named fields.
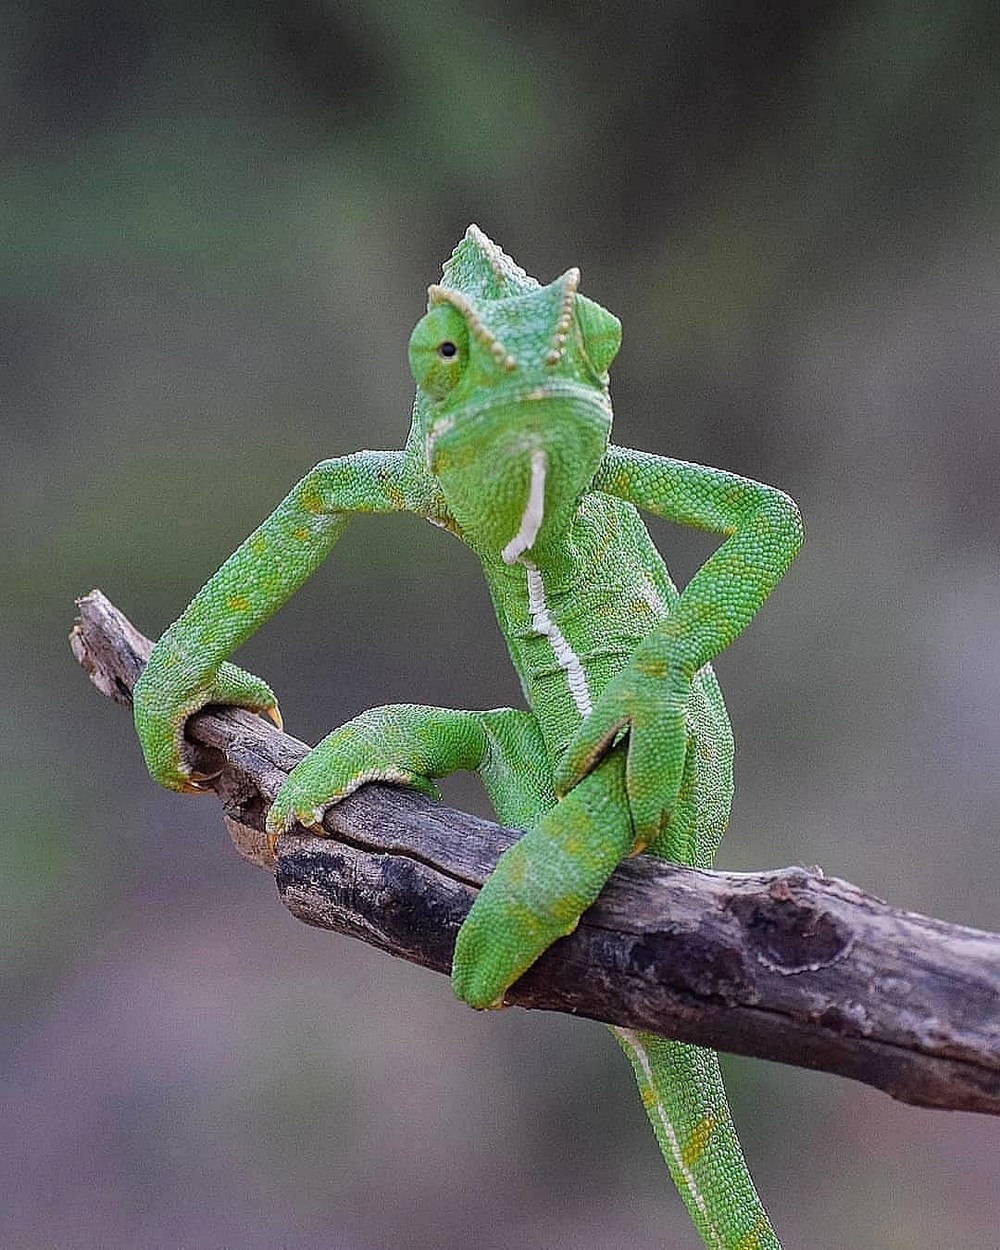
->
xmin=4 ymin=2 xmax=999 ymax=1247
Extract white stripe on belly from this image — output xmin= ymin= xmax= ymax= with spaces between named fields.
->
xmin=523 ymin=560 xmax=592 ymax=717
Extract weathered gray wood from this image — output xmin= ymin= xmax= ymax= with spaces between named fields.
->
xmin=72 ymin=589 xmax=1000 ymax=1115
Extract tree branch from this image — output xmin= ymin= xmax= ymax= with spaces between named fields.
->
xmin=71 ymin=589 xmax=1000 ymax=1116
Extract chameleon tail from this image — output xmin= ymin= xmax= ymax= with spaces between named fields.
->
xmin=610 ymin=1028 xmax=781 ymax=1250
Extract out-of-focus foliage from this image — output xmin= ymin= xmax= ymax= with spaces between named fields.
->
xmin=4 ymin=2 xmax=998 ymax=1247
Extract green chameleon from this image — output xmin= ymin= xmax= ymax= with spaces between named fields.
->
xmin=134 ymin=225 xmax=803 ymax=1249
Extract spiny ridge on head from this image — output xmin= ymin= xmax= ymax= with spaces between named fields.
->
xmin=439 ymin=224 xmax=541 ymax=303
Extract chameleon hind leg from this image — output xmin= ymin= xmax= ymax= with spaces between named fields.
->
xmin=452 ymin=745 xmax=637 ymax=1008
xmin=266 ymin=703 xmax=555 ymax=839
xmin=266 ymin=697 xmax=630 ymax=1013
xmin=451 ymin=673 xmax=726 ymax=1007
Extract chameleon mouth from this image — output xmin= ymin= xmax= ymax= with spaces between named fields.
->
xmin=501 ymin=448 xmax=547 ymax=565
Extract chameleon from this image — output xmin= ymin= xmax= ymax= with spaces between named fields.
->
xmin=133 ymin=225 xmax=803 ymax=1249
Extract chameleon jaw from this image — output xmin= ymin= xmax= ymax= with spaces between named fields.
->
xmin=501 ymin=448 xmax=547 ymax=565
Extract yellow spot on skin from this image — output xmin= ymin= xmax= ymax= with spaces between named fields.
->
xmin=734 ymin=1215 xmax=771 ymax=1250
xmin=292 ymin=526 xmax=311 ymax=541
xmin=227 ymin=594 xmax=252 ymax=613
xmin=639 ymin=1085 xmax=659 ymax=1111
xmin=300 ymin=485 xmax=325 ymax=515
xmin=250 ymin=535 xmax=267 ymax=556
xmin=503 ymin=856 xmax=527 ymax=887
xmin=681 ymin=1113 xmax=715 ymax=1169
xmin=636 ymin=654 xmax=670 ymax=679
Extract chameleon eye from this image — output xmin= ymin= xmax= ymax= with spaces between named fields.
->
xmin=408 ymin=305 xmax=469 ymax=401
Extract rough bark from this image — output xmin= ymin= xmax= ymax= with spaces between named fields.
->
xmin=71 ymin=589 xmax=1000 ymax=1115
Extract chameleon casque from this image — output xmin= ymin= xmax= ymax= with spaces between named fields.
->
xmin=134 ymin=225 xmax=803 ymax=1249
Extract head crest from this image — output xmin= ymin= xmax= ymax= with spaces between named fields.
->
xmin=439 ymin=224 xmax=541 ymax=302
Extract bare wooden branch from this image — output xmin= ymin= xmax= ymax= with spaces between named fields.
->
xmin=72 ymin=589 xmax=1000 ymax=1116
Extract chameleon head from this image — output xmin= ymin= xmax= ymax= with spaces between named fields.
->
xmin=408 ymin=240 xmax=622 ymax=564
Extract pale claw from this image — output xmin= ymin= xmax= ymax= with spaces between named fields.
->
xmin=179 ymin=767 xmax=222 ymax=793
xmin=265 ymin=812 xmax=325 ymax=862
xmin=263 ymin=704 xmax=283 ymax=731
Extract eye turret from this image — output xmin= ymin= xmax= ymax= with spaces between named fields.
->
xmin=408 ymin=304 xmax=470 ymax=400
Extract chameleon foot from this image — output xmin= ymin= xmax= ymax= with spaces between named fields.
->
xmin=265 ymin=809 xmax=326 ymax=862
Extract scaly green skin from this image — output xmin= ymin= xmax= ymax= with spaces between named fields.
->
xmin=133 ymin=226 xmax=802 ymax=1249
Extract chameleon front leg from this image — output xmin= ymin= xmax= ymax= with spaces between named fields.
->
xmin=134 ymin=451 xmax=420 ymax=792
xmin=452 ymin=744 xmax=638 ymax=1008
xmin=557 ymin=446 xmax=803 ymax=845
